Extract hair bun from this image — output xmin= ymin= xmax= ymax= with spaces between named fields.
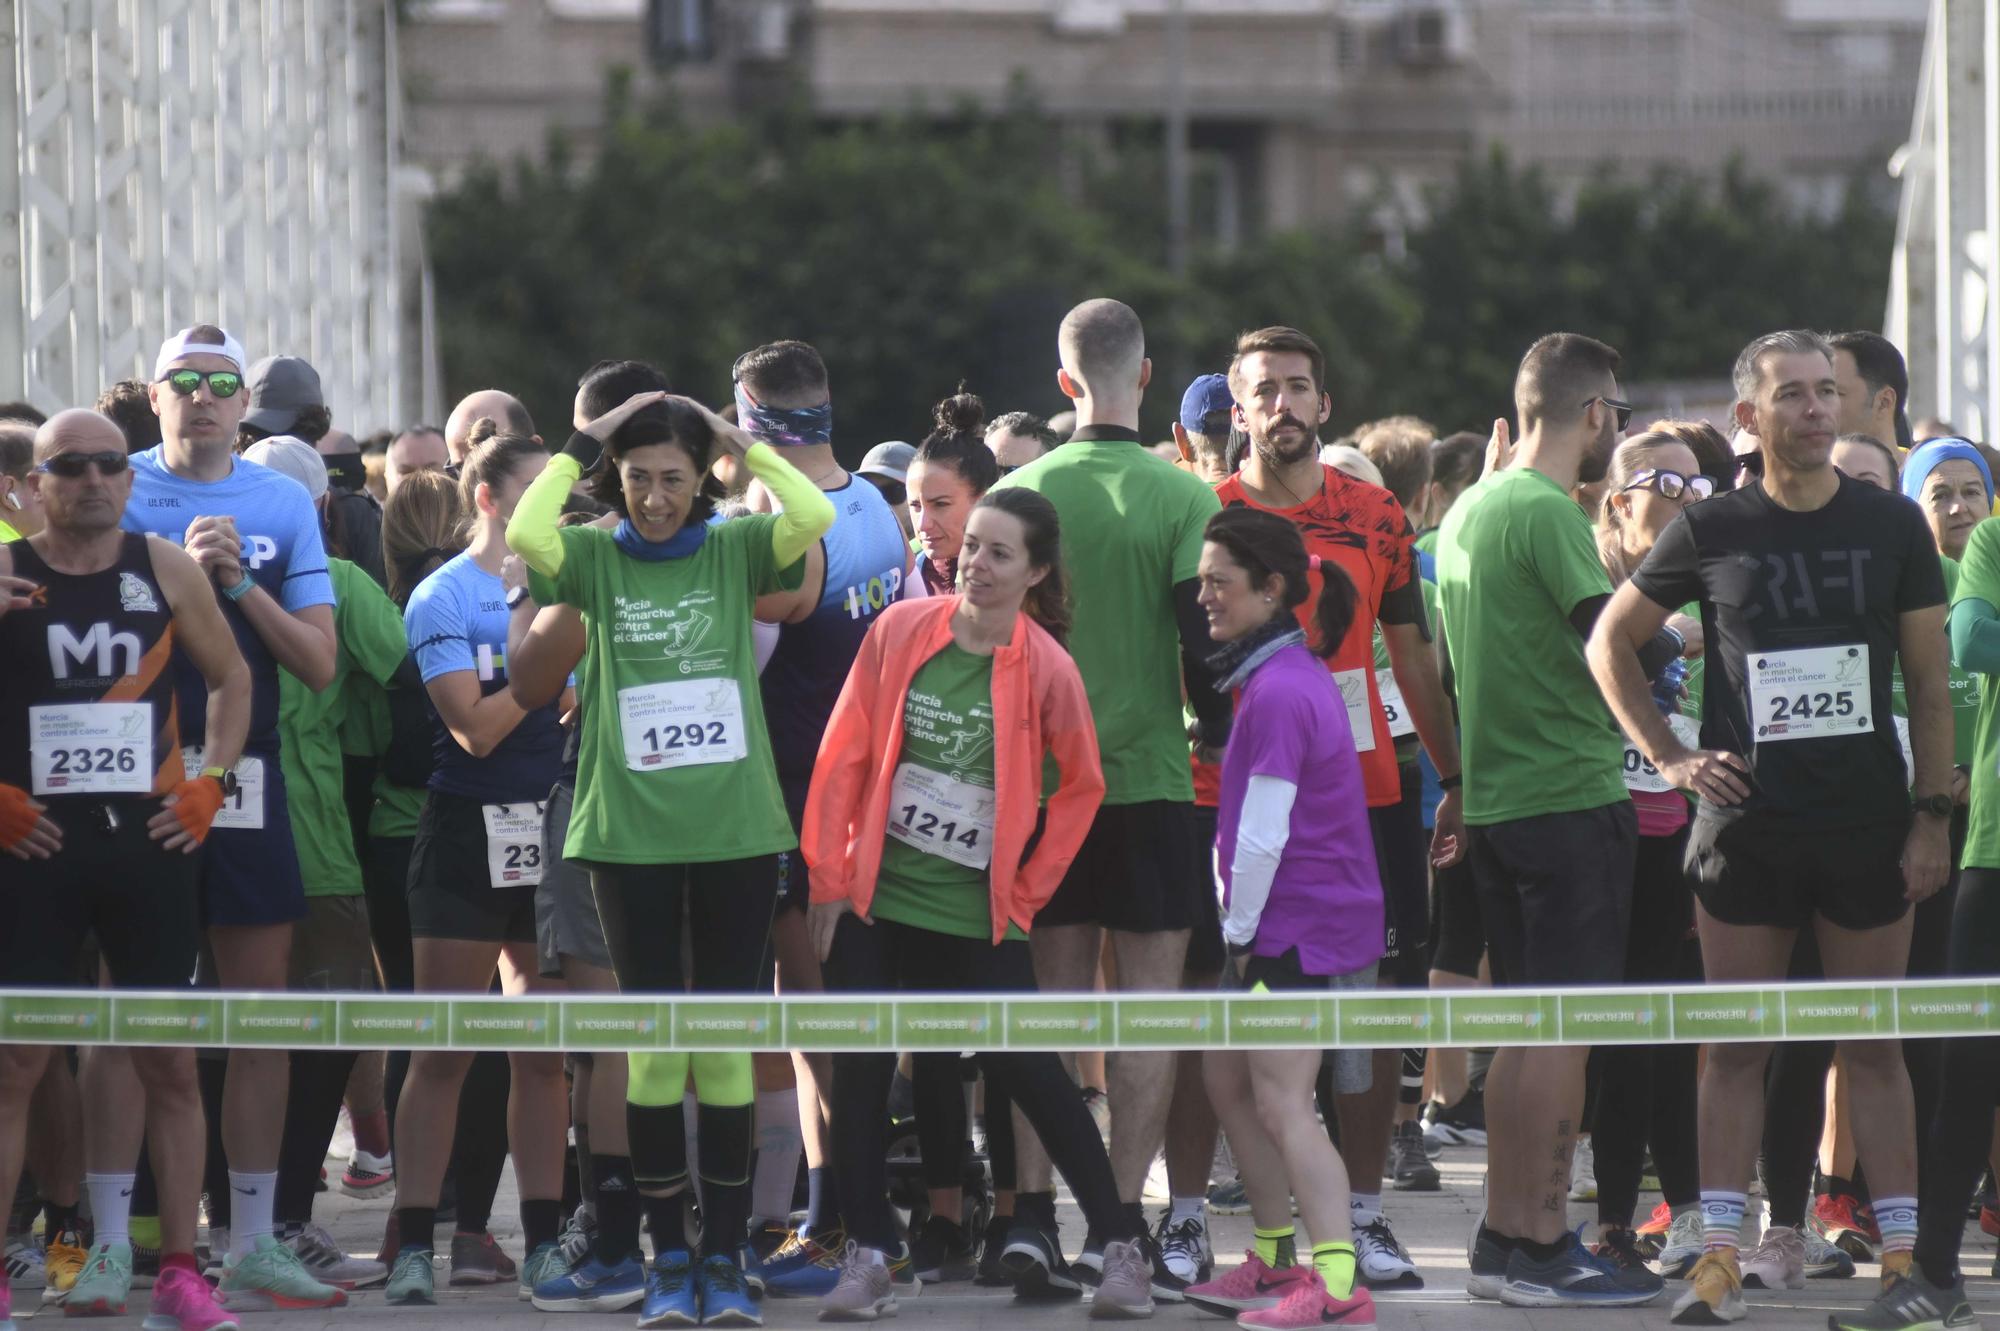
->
xmin=466 ymin=416 xmax=500 ymax=447
xmin=933 ymin=390 xmax=986 ymax=437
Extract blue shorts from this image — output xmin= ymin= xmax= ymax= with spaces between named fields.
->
xmin=198 ymin=751 xmax=308 ymax=928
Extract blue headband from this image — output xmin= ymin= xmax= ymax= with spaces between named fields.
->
xmin=1900 ymin=437 xmax=1993 ymax=505
xmin=732 ymin=382 xmax=833 ymax=449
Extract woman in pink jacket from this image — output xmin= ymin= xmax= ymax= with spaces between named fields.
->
xmin=801 ymin=487 xmax=1153 ymax=1322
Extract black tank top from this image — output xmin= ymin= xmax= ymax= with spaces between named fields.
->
xmin=1 ymin=533 xmax=181 ymax=798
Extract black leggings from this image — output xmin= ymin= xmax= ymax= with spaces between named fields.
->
xmin=1761 ymin=810 xmax=1963 ymax=1225
xmin=914 ymin=1057 xmax=1016 ymax=1194
xmin=1915 ymin=864 xmax=2000 ymax=1283
xmin=589 ymin=857 xmax=778 ymax=1259
xmin=1589 ymin=829 xmax=1701 ymax=1226
xmin=823 ymin=914 xmax=1129 ymax=1252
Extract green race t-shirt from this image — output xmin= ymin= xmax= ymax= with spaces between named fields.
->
xmin=279 ymin=558 xmax=409 ymax=896
xmin=993 ymin=433 xmax=1219 ymax=805
xmin=872 ymin=644 xmax=1025 ymax=942
xmin=352 ymin=678 xmax=427 ymax=841
xmin=1952 ymin=528 xmax=2000 ymax=868
xmin=556 ymin=516 xmax=802 ymax=864
xmin=1892 ymin=555 xmax=1982 ymax=776
xmin=1435 ymin=467 xmax=1626 ymax=824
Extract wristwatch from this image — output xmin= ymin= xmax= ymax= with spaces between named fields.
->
xmin=505 ymin=584 xmax=532 ymax=611
xmin=200 ymin=765 xmax=239 ymax=798
xmin=1916 ymin=792 xmax=1954 ymax=818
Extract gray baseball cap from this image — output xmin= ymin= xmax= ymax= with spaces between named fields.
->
xmin=244 ymin=355 xmax=324 ymax=434
xmin=858 ymin=440 xmax=915 ymax=485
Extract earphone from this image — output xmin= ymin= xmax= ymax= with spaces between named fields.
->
xmin=2 ymin=492 xmax=19 ymax=511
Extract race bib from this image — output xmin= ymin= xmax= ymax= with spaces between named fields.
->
xmin=1331 ymin=669 xmax=1378 ymax=754
xmin=886 ymin=762 xmax=995 ymax=870
xmin=30 ymin=702 xmax=154 ymax=796
xmin=618 ymin=678 xmax=748 ymax=772
xmin=1374 ymin=668 xmax=1416 ymax=739
xmin=1622 ymin=713 xmax=1701 ymax=794
xmin=482 ymin=802 xmax=546 ymax=888
xmin=181 ymin=747 xmax=265 ymax=830
xmin=1746 ymin=644 xmax=1873 ymax=743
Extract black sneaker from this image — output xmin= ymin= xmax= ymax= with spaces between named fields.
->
xmin=908 ymin=1216 xmax=975 ymax=1284
xmin=1422 ymin=1085 xmax=1487 ymax=1149
xmin=1072 ymin=1232 xmax=1105 ymax=1288
xmin=1591 ymin=1227 xmax=1650 ymax=1276
xmin=974 ymin=1216 xmax=1013 ymax=1287
xmin=1001 ymin=1220 xmax=1082 ymax=1301
xmin=1827 ymin=1271 xmax=1975 ymax=1330
xmin=1139 ymin=1232 xmax=1188 ymax=1304
xmin=1389 ymin=1120 xmax=1441 ymax=1192
xmin=1466 ymin=1224 xmax=1508 ymax=1301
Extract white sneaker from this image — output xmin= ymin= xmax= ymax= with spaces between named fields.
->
xmin=4 ymin=1236 xmax=46 ymax=1289
xmin=1568 ymin=1136 xmax=1597 ymax=1203
xmin=1351 ymin=1216 xmax=1422 ymax=1290
xmin=1739 ymin=1224 xmax=1804 ymax=1290
xmin=1799 ymin=1224 xmax=1855 ymax=1279
xmin=287 ymin=1223 xmax=389 ymax=1290
xmin=1656 ymin=1210 xmax=1705 ymax=1279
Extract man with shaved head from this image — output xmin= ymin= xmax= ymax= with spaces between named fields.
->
xmin=0 ymin=408 xmax=251 ymax=1330
xmin=991 ymin=298 xmax=1230 ymax=1300
xmin=444 ymin=389 xmax=537 ymax=465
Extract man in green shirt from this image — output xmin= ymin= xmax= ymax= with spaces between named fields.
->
xmin=1435 ymin=333 xmax=1658 ymax=1308
xmin=991 ymin=298 xmax=1230 ymax=1292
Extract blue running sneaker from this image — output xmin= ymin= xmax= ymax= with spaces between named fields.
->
xmin=696 ymin=1255 xmax=761 ymax=1327
xmin=530 ymin=1253 xmax=647 ymax=1313
xmin=1498 ymin=1229 xmax=1663 ymax=1308
xmin=638 ymin=1251 xmax=700 ymax=1329
xmin=758 ymin=1231 xmax=844 ymax=1299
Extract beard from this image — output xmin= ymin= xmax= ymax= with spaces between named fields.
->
xmin=1253 ymin=419 xmax=1319 ymax=469
xmin=1576 ymin=417 xmax=1618 ymax=485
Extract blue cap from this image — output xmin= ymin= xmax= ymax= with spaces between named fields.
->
xmin=1179 ymin=373 xmax=1235 ymax=435
xmin=1901 ymin=437 xmax=1993 ymax=504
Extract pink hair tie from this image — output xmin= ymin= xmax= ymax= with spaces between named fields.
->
xmin=1308 ymin=554 xmax=1322 ymax=571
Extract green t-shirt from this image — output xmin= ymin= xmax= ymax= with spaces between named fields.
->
xmin=992 ymin=434 xmax=1218 ymax=805
xmin=872 ymin=644 xmax=1025 ymax=942
xmin=1951 ymin=529 xmax=2000 ymax=868
xmin=1892 ymin=555 xmax=1982 ymax=776
xmin=351 ymin=678 xmax=427 ymax=842
xmin=278 ymin=559 xmax=409 ymax=896
xmin=1434 ymin=467 xmax=1626 ymax=824
xmin=555 ymin=516 xmax=802 ymax=864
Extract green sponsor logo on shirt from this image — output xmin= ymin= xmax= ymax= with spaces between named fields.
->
xmin=675 ymin=1000 xmax=779 ymax=1049
xmin=0 ymin=992 xmax=108 ymax=1041
xmin=1784 ymin=986 xmax=1896 ymax=1039
xmin=1115 ymin=997 xmax=1223 ymax=1047
xmin=562 ymin=1001 xmax=667 ymax=1049
xmin=226 ymin=998 xmax=335 ymax=1047
xmin=1336 ymin=994 xmax=1442 ymax=1044
xmin=895 ymin=1000 xmax=1002 ymax=1049
xmin=1006 ymin=999 xmax=1111 ymax=1048
xmin=1672 ymin=990 xmax=1783 ymax=1040
xmin=1447 ymin=994 xmax=1557 ymax=1046
xmin=452 ymin=999 xmax=556 ymax=1049
xmin=1897 ymin=984 xmax=1997 ymax=1036
xmin=114 ymin=996 xmax=220 ymax=1043
xmin=785 ymin=1001 xmax=891 ymax=1050
xmin=1557 ymin=993 xmax=1665 ymax=1042
xmin=1227 ymin=996 xmax=1332 ymax=1046
xmin=338 ymin=999 xmax=445 ymax=1046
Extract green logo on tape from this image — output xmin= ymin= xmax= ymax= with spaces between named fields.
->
xmin=1 ymin=993 xmax=108 ymax=1041
xmin=561 ymin=1001 xmax=666 ymax=1049
xmin=1227 ymin=996 xmax=1331 ymax=1045
xmin=1672 ymin=989 xmax=1782 ymax=1040
xmin=675 ymin=1000 xmax=778 ymax=1049
xmin=1336 ymin=994 xmax=1441 ymax=1044
xmin=1005 ymin=999 xmax=1111 ymax=1048
xmin=227 ymin=998 xmax=335 ymax=1047
xmin=1558 ymin=993 xmax=1664 ymax=1043
xmin=114 ymin=996 xmax=220 ymax=1043
xmin=1116 ymin=998 xmax=1222 ymax=1046
xmin=1897 ymin=983 xmax=1997 ymax=1036
xmin=1784 ymin=986 xmax=1895 ymax=1039
xmin=786 ymin=1001 xmax=890 ymax=1049
xmin=895 ymin=1001 xmax=1001 ymax=1049
xmin=1448 ymin=994 xmax=1556 ymax=1046
xmin=338 ymin=999 xmax=446 ymax=1047
xmin=453 ymin=1000 xmax=555 ymax=1049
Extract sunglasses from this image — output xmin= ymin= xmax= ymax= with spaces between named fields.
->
xmin=37 ymin=451 xmax=130 ymax=479
xmin=158 ymin=369 xmax=243 ymax=398
xmin=1585 ymin=396 xmax=1634 ymax=432
xmin=1621 ymin=468 xmax=1714 ymax=502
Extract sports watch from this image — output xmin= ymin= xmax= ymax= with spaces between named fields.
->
xmin=1916 ymin=792 xmax=1954 ymax=818
xmin=201 ymin=765 xmax=239 ymax=799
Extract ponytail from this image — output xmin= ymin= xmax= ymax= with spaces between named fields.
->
xmin=1306 ymin=553 xmax=1358 ymax=660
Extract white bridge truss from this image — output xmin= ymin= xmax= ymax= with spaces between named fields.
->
xmin=0 ymin=0 xmax=404 ymax=428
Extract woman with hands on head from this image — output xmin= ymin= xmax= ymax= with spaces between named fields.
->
xmin=798 ymin=486 xmax=1166 ymax=1323
xmin=506 ymin=389 xmax=833 ymax=1327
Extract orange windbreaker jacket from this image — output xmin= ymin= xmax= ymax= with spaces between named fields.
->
xmin=801 ymin=595 xmax=1104 ymax=944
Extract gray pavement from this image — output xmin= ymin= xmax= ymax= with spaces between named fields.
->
xmin=13 ymin=1132 xmax=2000 ymax=1329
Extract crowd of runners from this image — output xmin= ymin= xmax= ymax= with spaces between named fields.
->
xmin=1 ymin=304 xmax=1997 ymax=1331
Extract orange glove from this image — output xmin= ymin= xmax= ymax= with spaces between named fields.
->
xmin=165 ymin=777 xmax=226 ymax=845
xmin=0 ymin=783 xmax=39 ymax=851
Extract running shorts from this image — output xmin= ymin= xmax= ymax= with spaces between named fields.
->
xmin=1467 ymin=801 xmax=1637 ymax=988
xmin=199 ymin=750 xmax=307 ymax=928
xmin=1184 ymin=804 xmax=1226 ymax=975
xmin=407 ymin=789 xmax=539 ymax=943
xmin=534 ymin=780 xmax=611 ymax=977
xmin=1368 ymin=760 xmax=1431 ymax=987
xmin=1686 ymin=810 xmax=1910 ymax=932
xmin=1034 ymin=799 xmax=1207 ymax=933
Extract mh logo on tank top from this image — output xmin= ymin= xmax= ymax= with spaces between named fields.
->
xmin=48 ymin=622 xmax=142 ymax=679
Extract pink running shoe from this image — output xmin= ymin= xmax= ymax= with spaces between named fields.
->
xmin=1185 ymin=1252 xmax=1311 ymax=1317
xmin=1235 ymin=1270 xmax=1376 ymax=1331
xmin=144 ymin=1266 xmax=242 ymax=1331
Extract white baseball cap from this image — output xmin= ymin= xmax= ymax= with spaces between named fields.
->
xmin=154 ymin=326 xmax=247 ymax=380
xmin=242 ymin=435 xmax=329 ymax=501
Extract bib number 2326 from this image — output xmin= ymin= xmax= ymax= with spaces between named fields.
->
xmin=618 ymin=678 xmax=748 ymax=772
xmin=1746 ymin=644 xmax=1872 ymax=744
xmin=30 ymin=702 xmax=153 ymax=796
